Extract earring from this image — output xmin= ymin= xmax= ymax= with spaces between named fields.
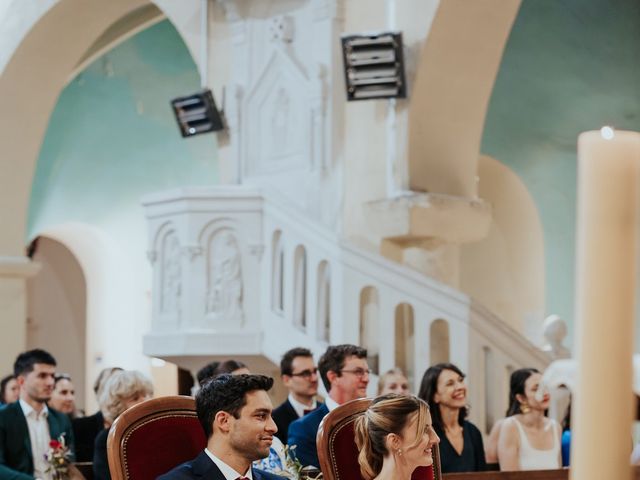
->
xmin=396 ymin=448 xmax=403 ymax=456
xmin=520 ymin=402 xmax=531 ymax=414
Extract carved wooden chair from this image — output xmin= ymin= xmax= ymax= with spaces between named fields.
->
xmin=316 ymin=398 xmax=442 ymax=480
xmin=107 ymin=396 xmax=206 ymax=480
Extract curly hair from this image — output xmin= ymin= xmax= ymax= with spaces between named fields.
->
xmin=98 ymin=370 xmax=153 ymax=423
xmin=196 ymin=374 xmax=274 ymax=438
xmin=354 ymin=394 xmax=430 ymax=480
xmin=318 ymin=344 xmax=367 ymax=391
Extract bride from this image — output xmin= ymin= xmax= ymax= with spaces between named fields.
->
xmin=354 ymin=394 xmax=440 ymax=480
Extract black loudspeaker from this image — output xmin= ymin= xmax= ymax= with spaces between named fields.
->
xmin=170 ymin=89 xmax=224 ymax=137
xmin=341 ymin=31 xmax=407 ymax=101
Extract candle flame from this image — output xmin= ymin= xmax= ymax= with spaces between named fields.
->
xmin=600 ymin=126 xmax=615 ymax=140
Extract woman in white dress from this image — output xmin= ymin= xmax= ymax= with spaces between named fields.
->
xmin=498 ymin=368 xmax=562 ymax=471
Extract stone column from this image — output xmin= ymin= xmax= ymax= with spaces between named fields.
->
xmin=0 ymin=256 xmax=40 ymax=369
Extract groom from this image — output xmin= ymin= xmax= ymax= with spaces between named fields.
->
xmin=158 ymin=374 xmax=287 ymax=480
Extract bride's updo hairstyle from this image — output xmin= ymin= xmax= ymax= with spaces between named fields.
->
xmin=354 ymin=394 xmax=430 ymax=480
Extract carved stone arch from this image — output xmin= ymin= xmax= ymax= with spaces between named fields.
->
xmin=359 ymin=285 xmax=380 ymax=374
xmin=198 ymin=218 xmax=244 ymax=327
xmin=156 ymin=223 xmax=182 ymax=317
xmin=430 ymin=318 xmax=450 ymax=365
xmin=0 ymin=0 xmax=206 ymax=256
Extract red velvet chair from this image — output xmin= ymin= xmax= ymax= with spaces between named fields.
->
xmin=316 ymin=398 xmax=441 ymax=480
xmin=107 ymin=396 xmax=206 ymax=480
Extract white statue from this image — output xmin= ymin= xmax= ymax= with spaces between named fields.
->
xmin=206 ymin=230 xmax=244 ymax=325
xmin=541 ymin=314 xmax=571 ymax=360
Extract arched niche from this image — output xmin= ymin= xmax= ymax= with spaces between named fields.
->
xmin=359 ymin=286 xmax=380 ymax=374
xmin=293 ymin=245 xmax=307 ymax=330
xmin=271 ymin=230 xmax=284 ymax=313
xmin=316 ymin=260 xmax=330 ymax=342
xmin=26 ymin=236 xmax=87 ymax=410
xmin=430 ymin=318 xmax=450 ymax=365
xmin=394 ymin=303 xmax=415 ymax=385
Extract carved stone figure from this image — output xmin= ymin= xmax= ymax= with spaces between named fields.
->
xmin=206 ymin=230 xmax=244 ymax=325
xmin=542 ymin=314 xmax=571 ymax=359
xmin=161 ymin=232 xmax=181 ymax=315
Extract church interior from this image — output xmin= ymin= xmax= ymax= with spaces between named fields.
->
xmin=1 ymin=0 xmax=639 ymax=478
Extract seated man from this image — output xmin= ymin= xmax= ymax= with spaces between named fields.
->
xmin=0 ymin=349 xmax=75 ymax=480
xmin=272 ymin=347 xmax=322 ymax=444
xmin=288 ymin=344 xmax=369 ymax=468
xmin=159 ymin=374 xmax=287 ymax=480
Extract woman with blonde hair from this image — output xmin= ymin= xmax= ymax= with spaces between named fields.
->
xmin=354 ymin=394 xmax=440 ymax=480
xmin=377 ymin=368 xmax=410 ymax=396
xmin=93 ymin=370 xmax=153 ymax=480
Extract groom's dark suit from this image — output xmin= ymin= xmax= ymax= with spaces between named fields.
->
xmin=0 ymin=401 xmax=74 ymax=480
xmin=157 ymin=451 xmax=287 ymax=480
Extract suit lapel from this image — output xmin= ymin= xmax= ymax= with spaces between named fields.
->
xmin=11 ymin=403 xmax=33 ymax=461
xmin=191 ymin=451 xmax=226 ymax=480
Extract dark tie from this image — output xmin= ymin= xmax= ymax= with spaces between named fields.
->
xmin=236 ymin=477 xmax=249 ymax=480
xmin=303 ymin=408 xmax=316 ymax=415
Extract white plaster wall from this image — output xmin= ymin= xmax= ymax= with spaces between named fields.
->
xmin=26 ymin=237 xmax=87 ymax=410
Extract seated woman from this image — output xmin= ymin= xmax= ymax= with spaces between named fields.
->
xmin=418 ymin=363 xmax=486 ymax=473
xmin=93 ymin=370 xmax=153 ymax=480
xmin=354 ymin=394 xmax=440 ymax=480
xmin=0 ymin=375 xmax=19 ymax=406
xmin=49 ymin=374 xmax=79 ymax=418
xmin=497 ymin=368 xmax=561 ymax=471
xmin=378 ymin=368 xmax=411 ymax=396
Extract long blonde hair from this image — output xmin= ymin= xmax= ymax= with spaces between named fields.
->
xmin=354 ymin=394 xmax=430 ymax=480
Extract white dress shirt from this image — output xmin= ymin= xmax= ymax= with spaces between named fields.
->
xmin=19 ymin=399 xmax=51 ymax=480
xmin=204 ymin=448 xmax=253 ymax=480
xmin=287 ymin=394 xmax=317 ymax=418
xmin=324 ymin=396 xmax=339 ymax=412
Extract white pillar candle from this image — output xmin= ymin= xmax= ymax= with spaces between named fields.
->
xmin=571 ymin=129 xmax=640 ymax=480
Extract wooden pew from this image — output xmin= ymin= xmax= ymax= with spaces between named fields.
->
xmin=444 ymin=466 xmax=640 ymax=480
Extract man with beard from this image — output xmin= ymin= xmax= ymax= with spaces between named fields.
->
xmin=0 ymin=349 xmax=75 ymax=480
xmin=271 ymin=348 xmax=321 ymax=444
xmin=159 ymin=374 xmax=287 ymax=480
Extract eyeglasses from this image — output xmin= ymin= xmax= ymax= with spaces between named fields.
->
xmin=340 ymin=368 xmax=371 ymax=378
xmin=290 ymin=368 xmax=318 ymax=379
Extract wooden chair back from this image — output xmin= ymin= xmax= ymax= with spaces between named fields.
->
xmin=316 ymin=398 xmax=442 ymax=480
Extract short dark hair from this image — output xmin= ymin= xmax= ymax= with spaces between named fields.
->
xmin=318 ymin=344 xmax=367 ymax=391
xmin=196 ymin=374 xmax=274 ymax=438
xmin=196 ymin=361 xmax=220 ymax=386
xmin=280 ymin=347 xmax=313 ymax=376
xmin=0 ymin=375 xmax=16 ymax=404
xmin=14 ymin=349 xmax=56 ymax=378
xmin=417 ymin=362 xmax=468 ymax=431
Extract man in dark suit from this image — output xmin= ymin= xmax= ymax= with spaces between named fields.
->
xmin=0 ymin=349 xmax=75 ymax=480
xmin=287 ymin=344 xmax=369 ymax=468
xmin=158 ymin=374 xmax=287 ymax=480
xmin=271 ymin=348 xmax=322 ymax=444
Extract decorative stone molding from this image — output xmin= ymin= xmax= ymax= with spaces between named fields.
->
xmin=365 ymin=192 xmax=492 ymax=244
xmin=0 ymin=256 xmax=41 ymax=278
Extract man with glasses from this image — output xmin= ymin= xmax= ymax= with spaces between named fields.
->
xmin=272 ymin=348 xmax=322 ymax=444
xmin=288 ymin=344 xmax=369 ymax=468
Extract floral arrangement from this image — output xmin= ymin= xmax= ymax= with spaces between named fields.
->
xmin=280 ymin=445 xmax=323 ymax=480
xmin=44 ymin=434 xmax=72 ymax=480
